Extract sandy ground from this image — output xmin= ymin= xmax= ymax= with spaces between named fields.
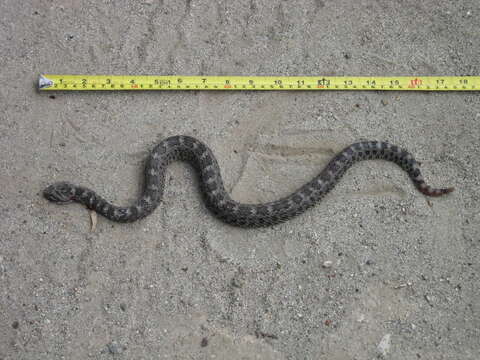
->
xmin=1 ymin=1 xmax=479 ymax=359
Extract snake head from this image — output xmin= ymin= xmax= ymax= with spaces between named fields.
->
xmin=43 ymin=182 xmax=76 ymax=204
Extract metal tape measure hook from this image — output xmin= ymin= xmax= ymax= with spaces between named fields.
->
xmin=39 ymin=75 xmax=54 ymax=89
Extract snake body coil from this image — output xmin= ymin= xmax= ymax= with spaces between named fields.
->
xmin=44 ymin=135 xmax=453 ymax=227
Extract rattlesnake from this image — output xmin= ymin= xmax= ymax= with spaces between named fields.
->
xmin=43 ymin=135 xmax=453 ymax=227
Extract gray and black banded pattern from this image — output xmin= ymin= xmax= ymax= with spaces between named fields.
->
xmin=44 ymin=135 xmax=454 ymax=227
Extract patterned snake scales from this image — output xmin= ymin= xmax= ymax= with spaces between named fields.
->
xmin=44 ymin=135 xmax=453 ymax=227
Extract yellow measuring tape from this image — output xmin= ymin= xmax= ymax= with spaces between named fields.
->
xmin=39 ymin=75 xmax=479 ymax=91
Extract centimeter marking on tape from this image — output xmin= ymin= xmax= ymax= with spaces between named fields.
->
xmin=38 ymin=75 xmax=480 ymax=91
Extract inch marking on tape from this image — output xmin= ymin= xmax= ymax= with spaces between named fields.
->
xmin=38 ymin=75 xmax=480 ymax=91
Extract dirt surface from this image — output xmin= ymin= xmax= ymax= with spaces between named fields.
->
xmin=1 ymin=1 xmax=479 ymax=359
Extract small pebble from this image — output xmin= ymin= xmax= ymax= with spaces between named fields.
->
xmin=366 ymin=259 xmax=374 ymax=265
xmin=200 ymin=337 xmax=208 ymax=347
xmin=107 ymin=342 xmax=123 ymax=355
xmin=12 ymin=321 xmax=19 ymax=329
xmin=322 ymin=260 xmax=333 ymax=268
xmin=120 ymin=303 xmax=127 ymax=311
xmin=231 ymin=277 xmax=244 ymax=288
xmin=381 ymin=99 xmax=388 ymax=106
